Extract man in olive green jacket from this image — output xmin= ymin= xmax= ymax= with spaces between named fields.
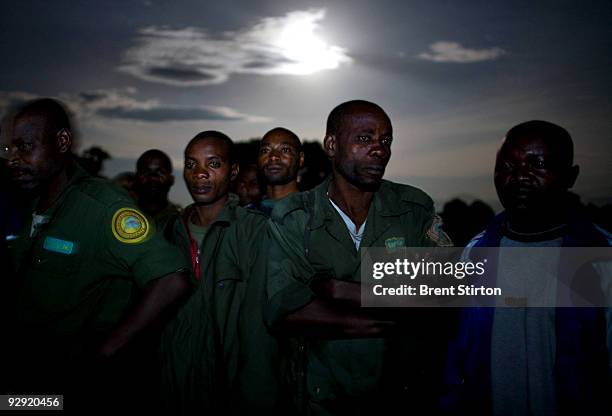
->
xmin=4 ymin=98 xmax=190 ymax=409
xmin=160 ymin=131 xmax=280 ymax=415
xmin=266 ymin=100 xmax=453 ymax=415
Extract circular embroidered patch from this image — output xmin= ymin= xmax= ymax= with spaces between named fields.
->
xmin=111 ymin=208 xmax=149 ymax=243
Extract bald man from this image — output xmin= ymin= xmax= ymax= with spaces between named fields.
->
xmin=134 ymin=149 xmax=181 ymax=229
xmin=234 ymin=163 xmax=264 ymax=208
xmin=256 ymin=127 xmax=304 ymax=216
xmin=160 ymin=131 xmax=281 ymax=414
xmin=265 ymin=100 xmax=452 ymax=415
xmin=444 ymin=120 xmax=612 ymax=415
xmin=4 ymin=98 xmax=189 ymax=408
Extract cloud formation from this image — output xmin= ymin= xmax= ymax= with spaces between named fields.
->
xmin=417 ymin=41 xmax=505 ymax=63
xmin=118 ymin=8 xmax=352 ymax=86
xmin=0 ymin=89 xmax=269 ymax=123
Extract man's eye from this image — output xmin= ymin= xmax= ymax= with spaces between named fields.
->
xmin=18 ymin=143 xmax=33 ymax=152
xmin=358 ymin=136 xmax=370 ymax=143
xmin=209 ymin=161 xmax=221 ymax=168
xmin=259 ymin=148 xmax=269 ymax=154
xmin=185 ymin=161 xmax=195 ymax=169
xmin=281 ymin=147 xmax=291 ymax=153
xmin=533 ymin=160 xmax=546 ymax=169
xmin=381 ymin=137 xmax=393 ymax=146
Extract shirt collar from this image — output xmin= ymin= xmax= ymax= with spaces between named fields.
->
xmin=308 ymin=176 xmax=412 ymax=230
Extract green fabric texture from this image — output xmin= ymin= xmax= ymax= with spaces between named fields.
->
xmin=160 ymin=194 xmax=282 ymax=415
xmin=266 ymin=176 xmax=451 ymax=415
xmin=150 ymin=201 xmax=182 ymax=232
xmin=6 ymin=163 xmax=188 ymax=371
xmin=8 ymin=163 xmax=187 ymax=337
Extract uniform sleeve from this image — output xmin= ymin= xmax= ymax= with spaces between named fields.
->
xmin=264 ymin=213 xmax=317 ymax=329
xmin=103 ymin=202 xmax=189 ymax=288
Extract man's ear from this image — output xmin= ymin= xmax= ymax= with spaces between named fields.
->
xmin=323 ymin=134 xmax=336 ymax=158
xmin=230 ymin=162 xmax=239 ymax=182
xmin=565 ymin=165 xmax=579 ymax=188
xmin=56 ymin=128 xmax=72 ymax=154
xmin=298 ymin=151 xmax=305 ymax=168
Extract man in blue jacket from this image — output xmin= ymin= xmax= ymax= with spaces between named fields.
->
xmin=444 ymin=120 xmax=611 ymax=415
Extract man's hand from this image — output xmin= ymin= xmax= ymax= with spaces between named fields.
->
xmin=279 ymin=298 xmax=396 ymax=339
xmin=94 ymin=270 xmax=191 ymax=360
xmin=311 ymin=278 xmax=362 ymax=306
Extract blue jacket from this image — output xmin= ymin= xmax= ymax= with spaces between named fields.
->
xmin=442 ymin=211 xmax=611 ymax=415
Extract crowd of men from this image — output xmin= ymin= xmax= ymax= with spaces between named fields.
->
xmin=0 ymin=97 xmax=610 ymax=415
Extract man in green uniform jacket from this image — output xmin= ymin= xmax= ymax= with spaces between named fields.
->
xmin=257 ymin=127 xmax=304 ymax=216
xmin=3 ymin=98 xmax=190 ymax=407
xmin=266 ymin=100 xmax=453 ymax=415
xmin=160 ymin=131 xmax=281 ymax=415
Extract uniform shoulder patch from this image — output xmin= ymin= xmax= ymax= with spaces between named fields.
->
xmin=427 ymin=215 xmax=453 ymax=247
xmin=111 ymin=207 xmax=150 ymax=244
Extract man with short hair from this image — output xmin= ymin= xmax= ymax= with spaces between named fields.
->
xmin=257 ymin=127 xmax=304 ymax=216
xmin=234 ymin=163 xmax=263 ymax=209
xmin=444 ymin=120 xmax=612 ymax=415
xmin=3 ymin=98 xmax=190 ymax=407
xmin=134 ymin=149 xmax=180 ymax=229
xmin=160 ymin=131 xmax=280 ymax=414
xmin=265 ymin=100 xmax=452 ymax=415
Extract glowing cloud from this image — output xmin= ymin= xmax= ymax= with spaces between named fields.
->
xmin=118 ymin=9 xmax=352 ymax=86
xmin=418 ymin=41 xmax=505 ymax=63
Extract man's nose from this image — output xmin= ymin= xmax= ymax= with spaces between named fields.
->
xmin=269 ymin=149 xmax=281 ymax=161
xmin=513 ymin=162 xmax=532 ymax=181
xmin=194 ymin=166 xmax=210 ymax=179
xmin=369 ymin=139 xmax=390 ymax=159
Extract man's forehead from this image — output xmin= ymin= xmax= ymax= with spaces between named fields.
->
xmin=501 ymin=135 xmax=554 ymax=156
xmin=340 ymin=110 xmax=392 ymax=130
xmin=239 ymin=166 xmax=258 ymax=178
xmin=10 ymin=115 xmax=54 ymax=149
xmin=186 ymin=137 xmax=229 ymax=157
xmin=140 ymin=156 xmax=167 ymax=168
xmin=13 ymin=114 xmax=48 ymax=135
xmin=262 ymin=132 xmax=300 ymax=148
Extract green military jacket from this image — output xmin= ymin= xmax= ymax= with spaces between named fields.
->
xmin=266 ymin=177 xmax=452 ymax=415
xmin=160 ymin=194 xmax=281 ymax=415
xmin=7 ymin=163 xmax=188 ymax=357
xmin=149 ymin=201 xmax=181 ymax=232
